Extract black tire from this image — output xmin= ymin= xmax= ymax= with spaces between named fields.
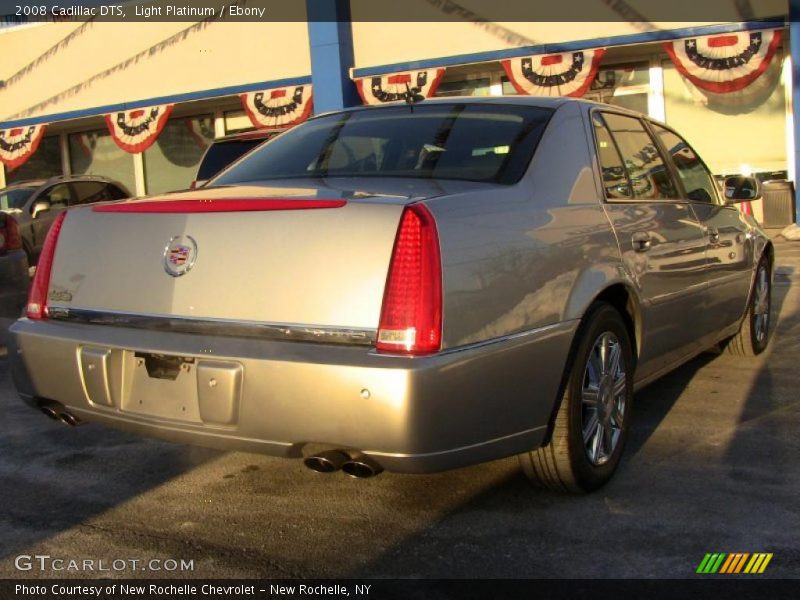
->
xmin=519 ymin=303 xmax=634 ymax=493
xmin=725 ymin=257 xmax=771 ymax=357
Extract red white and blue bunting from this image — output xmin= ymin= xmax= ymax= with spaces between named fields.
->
xmin=0 ymin=124 xmax=46 ymax=170
xmin=104 ymin=104 xmax=173 ymax=153
xmin=502 ymin=49 xmax=606 ymax=97
xmin=241 ymin=85 xmax=313 ymax=129
xmin=663 ymin=29 xmax=782 ymax=94
xmin=355 ymin=69 xmax=445 ymax=105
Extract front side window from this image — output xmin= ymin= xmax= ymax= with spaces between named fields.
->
xmin=651 ymin=124 xmax=718 ymax=203
xmin=72 ymin=181 xmax=109 ymax=206
xmin=213 ymin=104 xmax=553 ymax=186
xmin=600 ymin=113 xmax=680 ymax=201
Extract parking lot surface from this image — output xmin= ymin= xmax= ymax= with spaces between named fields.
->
xmin=1 ymin=238 xmax=799 ymax=579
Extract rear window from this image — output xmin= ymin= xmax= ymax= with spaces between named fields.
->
xmin=0 ymin=187 xmax=35 ymax=211
xmin=212 ymin=104 xmax=553 ymax=186
xmin=196 ymin=139 xmax=265 ymax=181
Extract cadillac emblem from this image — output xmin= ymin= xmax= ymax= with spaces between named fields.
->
xmin=163 ymin=235 xmax=197 ymax=277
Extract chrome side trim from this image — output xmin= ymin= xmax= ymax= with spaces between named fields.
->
xmin=369 ymin=320 xmax=577 ymax=358
xmin=46 ymin=307 xmax=376 ymax=346
xmin=365 ymin=425 xmax=547 ymax=459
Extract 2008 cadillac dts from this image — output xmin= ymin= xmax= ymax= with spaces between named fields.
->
xmin=9 ymin=97 xmax=772 ymax=492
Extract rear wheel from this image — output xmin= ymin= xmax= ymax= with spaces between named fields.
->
xmin=519 ymin=304 xmax=634 ymax=493
xmin=724 ymin=258 xmax=771 ymax=357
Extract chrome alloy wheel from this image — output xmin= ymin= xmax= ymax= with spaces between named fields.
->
xmin=581 ymin=332 xmax=627 ymax=466
xmin=753 ymin=264 xmax=770 ymax=344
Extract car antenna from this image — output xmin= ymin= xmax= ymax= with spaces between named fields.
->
xmin=404 ymin=83 xmax=424 ymax=111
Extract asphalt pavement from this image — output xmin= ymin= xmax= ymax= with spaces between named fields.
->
xmin=1 ymin=238 xmax=799 ymax=580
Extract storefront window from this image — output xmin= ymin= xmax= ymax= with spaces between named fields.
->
xmin=435 ymin=76 xmax=492 ymax=97
xmin=224 ymin=110 xmax=255 ymax=134
xmin=585 ymin=62 xmax=650 ymax=115
xmin=662 ymin=57 xmax=787 ymax=176
xmin=142 ymin=114 xmax=215 ymax=194
xmin=68 ymin=130 xmax=136 ymax=194
xmin=6 ymin=135 xmax=62 ymax=184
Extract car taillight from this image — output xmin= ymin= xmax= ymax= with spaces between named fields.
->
xmin=0 ymin=214 xmax=22 ymax=254
xmin=26 ymin=212 xmax=67 ymax=320
xmin=376 ymin=204 xmax=442 ymax=355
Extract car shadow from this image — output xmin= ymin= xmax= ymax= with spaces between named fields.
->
xmin=0 ymin=359 xmax=221 ymax=561
xmin=339 ymin=266 xmax=796 ymax=579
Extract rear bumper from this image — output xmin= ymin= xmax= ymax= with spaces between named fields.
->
xmin=9 ymin=317 xmax=576 ymax=473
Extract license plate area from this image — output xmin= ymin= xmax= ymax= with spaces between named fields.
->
xmin=78 ymin=347 xmax=242 ymax=426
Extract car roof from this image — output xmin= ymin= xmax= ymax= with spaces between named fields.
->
xmin=214 ymin=129 xmax=285 ymax=143
xmin=312 ymin=95 xmax=648 ymax=120
xmin=1 ymin=174 xmax=127 ymax=192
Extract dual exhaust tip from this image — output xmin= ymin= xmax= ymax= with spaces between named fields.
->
xmin=303 ymin=449 xmax=383 ymax=479
xmin=39 ymin=401 xmax=82 ymax=427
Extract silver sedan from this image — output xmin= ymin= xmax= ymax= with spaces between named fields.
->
xmin=9 ymin=97 xmax=772 ymax=492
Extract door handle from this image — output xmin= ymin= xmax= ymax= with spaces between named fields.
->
xmin=631 ymin=231 xmax=652 ymax=252
xmin=707 ymin=227 xmax=720 ymax=244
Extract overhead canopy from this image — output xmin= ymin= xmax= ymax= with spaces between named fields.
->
xmin=0 ymin=19 xmax=312 ymax=124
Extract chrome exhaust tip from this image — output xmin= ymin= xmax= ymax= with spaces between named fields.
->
xmin=59 ymin=412 xmax=83 ymax=427
xmin=341 ymin=455 xmax=383 ymax=479
xmin=40 ymin=404 xmax=61 ymax=421
xmin=303 ymin=450 xmax=350 ymax=473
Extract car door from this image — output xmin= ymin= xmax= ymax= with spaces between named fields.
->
xmin=30 ymin=183 xmax=73 ymax=253
xmin=650 ymin=122 xmax=755 ymax=336
xmin=592 ymin=111 xmax=708 ymax=381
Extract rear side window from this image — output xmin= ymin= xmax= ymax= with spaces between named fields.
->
xmin=592 ymin=114 xmax=632 ymax=199
xmin=107 ymin=184 xmax=129 ymax=200
xmin=72 ymin=181 xmax=109 ymax=205
xmin=651 ymin=124 xmax=718 ymax=203
xmin=197 ymin=140 xmax=263 ymax=181
xmin=212 ymin=104 xmax=553 ymax=186
xmin=600 ymin=113 xmax=680 ymax=201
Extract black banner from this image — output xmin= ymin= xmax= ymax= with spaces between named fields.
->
xmin=1 ymin=579 xmax=800 ymax=600
xmin=0 ymin=0 xmax=792 ymax=24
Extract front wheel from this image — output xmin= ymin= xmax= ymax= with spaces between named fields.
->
xmin=725 ymin=257 xmax=771 ymax=357
xmin=519 ymin=303 xmax=634 ymax=493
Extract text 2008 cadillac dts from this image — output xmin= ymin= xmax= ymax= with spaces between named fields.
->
xmin=9 ymin=98 xmax=772 ymax=491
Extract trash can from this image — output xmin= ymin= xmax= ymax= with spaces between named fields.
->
xmin=761 ymin=180 xmax=796 ymax=228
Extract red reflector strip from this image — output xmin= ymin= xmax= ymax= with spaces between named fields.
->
xmin=93 ymin=199 xmax=347 ymax=213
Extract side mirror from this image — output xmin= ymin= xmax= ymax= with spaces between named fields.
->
xmin=31 ymin=200 xmax=51 ymax=219
xmin=724 ymin=175 xmax=761 ymax=203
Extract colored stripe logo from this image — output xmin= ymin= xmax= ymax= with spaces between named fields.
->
xmin=697 ymin=553 xmax=773 ymax=574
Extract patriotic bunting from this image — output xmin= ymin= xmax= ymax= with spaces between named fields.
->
xmin=240 ymin=85 xmax=313 ymax=129
xmin=104 ymin=104 xmax=173 ymax=153
xmin=355 ymin=69 xmax=445 ymax=105
xmin=0 ymin=124 xmax=46 ymax=170
xmin=663 ymin=29 xmax=782 ymax=94
xmin=502 ymin=49 xmax=606 ymax=97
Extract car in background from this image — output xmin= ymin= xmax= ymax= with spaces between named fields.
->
xmin=191 ymin=129 xmax=283 ymax=188
xmin=9 ymin=98 xmax=772 ymax=492
xmin=0 ymin=175 xmax=130 ymax=265
xmin=0 ymin=212 xmax=28 ymax=340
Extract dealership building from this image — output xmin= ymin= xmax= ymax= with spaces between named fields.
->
xmin=0 ymin=0 xmax=797 ymax=225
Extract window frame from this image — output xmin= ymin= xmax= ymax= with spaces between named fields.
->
xmin=589 ymin=107 xmax=686 ymax=205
